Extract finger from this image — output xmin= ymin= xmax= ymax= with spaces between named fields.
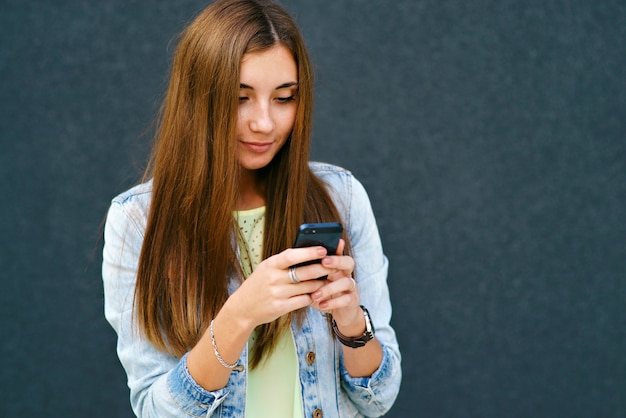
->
xmin=336 ymin=238 xmax=345 ymax=255
xmin=321 ymin=253 xmax=354 ymax=274
xmin=311 ymin=276 xmax=356 ymax=303
xmin=316 ymin=291 xmax=358 ymax=311
xmin=289 ymin=263 xmax=338 ymax=282
xmin=272 ymin=247 xmax=328 ymax=270
xmin=286 ymin=278 xmax=326 ymax=296
xmin=259 ymin=292 xmax=317 ymax=322
xmin=283 ymin=293 xmax=315 ymax=311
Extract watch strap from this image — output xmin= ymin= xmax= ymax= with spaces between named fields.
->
xmin=331 ymin=305 xmax=375 ymax=348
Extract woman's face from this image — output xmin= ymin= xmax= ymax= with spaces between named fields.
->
xmin=236 ymin=44 xmax=298 ymax=172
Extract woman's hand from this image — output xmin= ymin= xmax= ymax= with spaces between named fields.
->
xmin=224 ymin=245 xmax=334 ymax=331
xmin=308 ymin=239 xmax=363 ymax=332
xmin=308 ymin=239 xmax=383 ymax=379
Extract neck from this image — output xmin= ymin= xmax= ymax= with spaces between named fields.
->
xmin=237 ymin=169 xmax=266 ymax=211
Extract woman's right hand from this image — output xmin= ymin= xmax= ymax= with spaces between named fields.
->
xmin=224 ymin=245 xmax=333 ymax=330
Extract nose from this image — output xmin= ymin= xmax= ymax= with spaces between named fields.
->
xmin=249 ymin=103 xmax=274 ymax=133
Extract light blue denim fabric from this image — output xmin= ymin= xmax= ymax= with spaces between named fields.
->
xmin=102 ymin=162 xmax=402 ymax=417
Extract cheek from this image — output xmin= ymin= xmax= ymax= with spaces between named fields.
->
xmin=236 ymin=109 xmax=248 ymax=134
xmin=277 ymin=108 xmax=297 ymax=136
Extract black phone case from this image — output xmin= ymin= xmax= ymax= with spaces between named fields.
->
xmin=292 ymin=222 xmax=343 ymax=268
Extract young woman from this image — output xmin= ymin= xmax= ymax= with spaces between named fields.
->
xmin=102 ymin=0 xmax=401 ymax=416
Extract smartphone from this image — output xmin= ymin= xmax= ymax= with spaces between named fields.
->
xmin=293 ymin=222 xmax=343 ymax=267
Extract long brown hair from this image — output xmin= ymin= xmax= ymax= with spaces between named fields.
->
xmin=135 ymin=0 xmax=348 ymax=368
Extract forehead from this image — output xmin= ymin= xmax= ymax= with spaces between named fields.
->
xmin=240 ymin=45 xmax=297 ymax=86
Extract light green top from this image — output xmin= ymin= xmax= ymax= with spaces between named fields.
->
xmin=235 ymin=207 xmax=303 ymax=418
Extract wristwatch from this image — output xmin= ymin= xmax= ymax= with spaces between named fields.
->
xmin=331 ymin=305 xmax=375 ymax=348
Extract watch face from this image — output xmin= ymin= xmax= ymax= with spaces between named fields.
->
xmin=362 ymin=306 xmax=375 ymax=334
xmin=358 ymin=306 xmax=375 ymax=344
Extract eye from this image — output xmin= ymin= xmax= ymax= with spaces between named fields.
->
xmin=238 ymin=96 xmax=249 ymax=102
xmin=276 ymin=96 xmax=295 ymax=103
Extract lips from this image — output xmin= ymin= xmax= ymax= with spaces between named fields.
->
xmin=240 ymin=141 xmax=273 ymax=153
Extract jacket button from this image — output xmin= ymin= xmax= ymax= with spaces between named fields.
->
xmin=313 ymin=408 xmax=322 ymax=418
xmin=306 ymin=351 xmax=316 ymax=364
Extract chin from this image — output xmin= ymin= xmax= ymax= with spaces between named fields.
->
xmin=238 ymin=158 xmax=275 ymax=171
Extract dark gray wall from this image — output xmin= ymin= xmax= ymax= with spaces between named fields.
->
xmin=1 ymin=1 xmax=624 ymax=416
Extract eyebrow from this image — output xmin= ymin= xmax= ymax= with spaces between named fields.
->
xmin=239 ymin=82 xmax=298 ymax=90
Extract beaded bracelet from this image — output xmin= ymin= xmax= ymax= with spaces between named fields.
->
xmin=209 ymin=319 xmax=241 ymax=370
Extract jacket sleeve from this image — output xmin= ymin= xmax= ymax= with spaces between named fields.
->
xmin=335 ymin=173 xmax=403 ymax=416
xmin=102 ymin=199 xmax=228 ymax=417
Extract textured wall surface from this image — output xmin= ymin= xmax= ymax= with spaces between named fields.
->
xmin=1 ymin=1 xmax=625 ymax=416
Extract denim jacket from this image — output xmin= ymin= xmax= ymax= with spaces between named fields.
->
xmin=103 ymin=162 xmax=402 ymax=417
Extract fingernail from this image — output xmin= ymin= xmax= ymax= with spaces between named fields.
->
xmin=322 ymin=256 xmax=332 ymax=265
xmin=312 ymin=291 xmax=322 ymax=300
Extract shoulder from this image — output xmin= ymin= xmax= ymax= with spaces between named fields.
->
xmin=309 ymin=161 xmax=357 ymax=203
xmin=111 ymin=180 xmax=153 ymax=217
xmin=309 ymin=161 xmax=374 ymax=227
xmin=309 ymin=161 xmax=352 ymax=178
xmin=308 ymin=161 xmax=369 ymax=198
xmin=112 ymin=179 xmax=153 ymax=206
xmin=309 ymin=161 xmax=356 ymax=191
xmin=107 ymin=180 xmax=153 ymax=234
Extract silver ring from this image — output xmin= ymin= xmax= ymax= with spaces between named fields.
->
xmin=349 ymin=278 xmax=356 ymax=291
xmin=288 ymin=267 xmax=300 ymax=283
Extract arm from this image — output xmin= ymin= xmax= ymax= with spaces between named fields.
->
xmin=103 ymin=199 xmax=229 ymax=417
xmin=310 ymin=172 xmax=402 ymax=415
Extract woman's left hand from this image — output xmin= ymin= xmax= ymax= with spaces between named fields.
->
xmin=311 ymin=239 xmax=384 ymax=379
xmin=310 ymin=239 xmax=363 ymax=328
